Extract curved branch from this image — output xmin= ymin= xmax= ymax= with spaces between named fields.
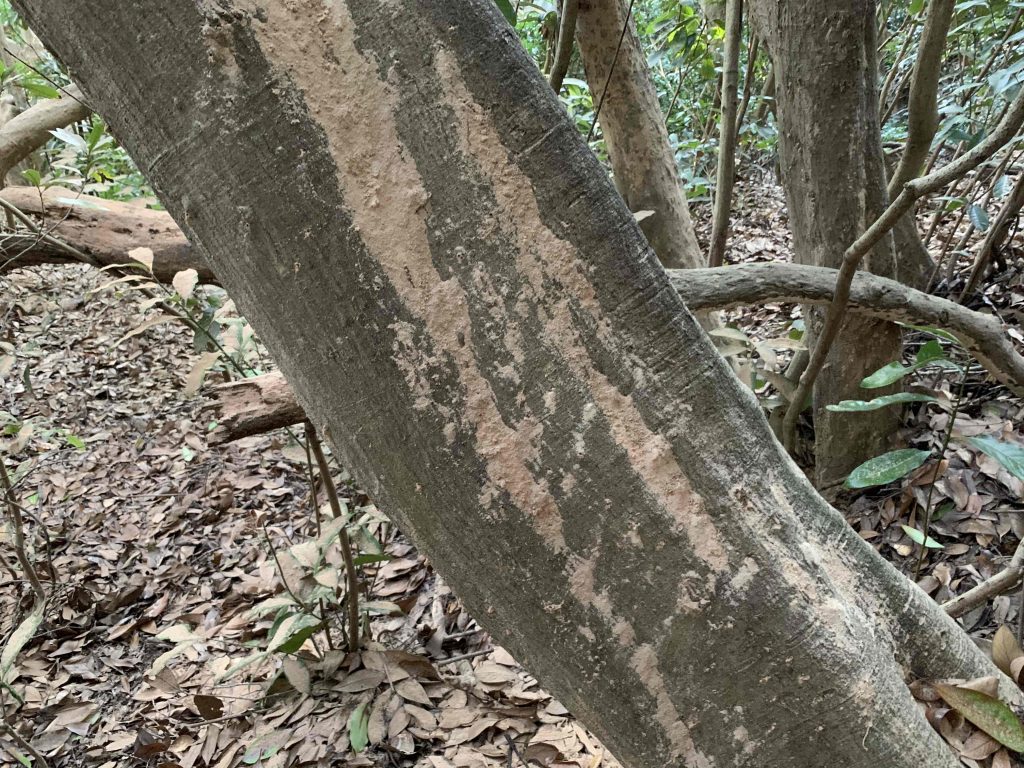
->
xmin=0 ymin=85 xmax=91 ymax=182
xmin=671 ymin=263 xmax=1024 ymax=397
xmin=781 ymin=84 xmax=1024 ymax=451
xmin=548 ymin=0 xmax=578 ymax=94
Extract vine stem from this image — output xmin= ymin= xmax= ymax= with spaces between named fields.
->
xmin=305 ymin=422 xmax=361 ymax=653
xmin=914 ymin=369 xmax=967 ymax=583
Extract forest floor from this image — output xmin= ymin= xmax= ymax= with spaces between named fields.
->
xmin=3 ymin=179 xmax=1024 ymax=768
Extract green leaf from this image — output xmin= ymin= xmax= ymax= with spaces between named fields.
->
xmin=21 ymin=80 xmax=59 ymax=100
xmin=860 ymin=362 xmax=912 ymax=388
xmin=494 ymin=0 xmax=516 ymax=24
xmin=908 ymin=0 xmax=925 ymax=13
xmin=846 ymin=449 xmax=931 ymax=489
xmin=967 ymin=435 xmax=1024 ymax=482
xmin=276 ymin=624 xmax=320 ymax=654
xmin=915 ymin=339 xmax=945 ymax=363
xmin=861 ymin=356 xmax=960 ymax=388
xmin=900 ymin=525 xmax=944 ymax=549
xmin=827 ymin=393 xmax=937 ymax=412
xmin=934 ymin=682 xmax=1024 ymax=752
xmin=65 ymin=434 xmax=86 ymax=450
xmin=349 ymin=702 xmax=370 ymax=753
xmin=969 ymin=203 xmax=990 ymax=232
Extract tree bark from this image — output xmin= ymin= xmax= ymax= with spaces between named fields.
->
xmin=707 ymin=0 xmax=742 ymax=267
xmin=749 ymin=1 xmax=910 ymax=487
xmin=19 ymin=1 xmax=1013 ymax=766
xmin=210 ymin=263 xmax=1024 ymax=442
xmin=575 ymin=0 xmax=703 ymax=270
xmin=548 ymin=0 xmax=578 ymax=95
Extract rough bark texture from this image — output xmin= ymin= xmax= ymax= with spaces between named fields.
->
xmin=206 ymin=372 xmax=305 ymax=444
xmin=707 ymin=0 xmax=742 ymax=268
xmin=0 ymin=186 xmax=213 ymax=282
xmin=21 ymin=1 xmax=1012 ymax=766
xmin=211 ymin=264 xmax=1024 ymax=441
xmin=750 ymin=1 xmax=908 ymax=487
xmin=575 ymin=0 xmax=703 ymax=270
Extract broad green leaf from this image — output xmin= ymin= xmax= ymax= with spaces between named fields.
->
xmin=276 ymin=623 xmax=321 ymax=654
xmin=900 ymin=525 xmax=943 ymax=549
xmin=494 ymin=0 xmax=516 ymax=24
xmin=969 ymin=203 xmax=990 ymax=232
xmin=247 ymin=593 xmax=296 ymax=618
xmin=21 ymin=80 xmax=59 ymax=100
xmin=65 ymin=434 xmax=85 ymax=450
xmin=967 ymin=435 xmax=1024 ymax=482
xmin=349 ymin=702 xmax=370 ymax=753
xmin=846 ymin=449 xmax=931 ymax=489
xmin=50 ymin=127 xmax=86 ymax=150
xmin=915 ymin=340 xmax=945 ymax=363
xmin=909 ymin=0 xmax=925 ymax=13
xmin=933 ymin=682 xmax=1024 ymax=752
xmin=827 ymin=393 xmax=937 ymax=412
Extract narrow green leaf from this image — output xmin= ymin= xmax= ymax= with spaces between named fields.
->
xmin=900 ymin=525 xmax=944 ymax=549
xmin=967 ymin=435 xmax=1024 ymax=482
xmin=827 ymin=393 xmax=937 ymax=412
xmin=349 ymin=702 xmax=370 ymax=753
xmin=934 ymin=682 xmax=1024 ymax=752
xmin=897 ymin=322 xmax=959 ymax=343
xmin=846 ymin=449 xmax=931 ymax=489
xmin=860 ymin=361 xmax=913 ymax=388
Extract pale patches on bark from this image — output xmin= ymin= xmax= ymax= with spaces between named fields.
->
xmin=630 ymin=644 xmax=711 ymax=767
xmin=566 ymin=551 xmax=637 ymax=647
xmin=434 ymin=48 xmax=730 ymax=576
xmin=239 ymin=0 xmax=567 ymax=551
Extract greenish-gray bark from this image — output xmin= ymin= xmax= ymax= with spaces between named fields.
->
xmin=18 ymin=1 xmax=1009 ymax=766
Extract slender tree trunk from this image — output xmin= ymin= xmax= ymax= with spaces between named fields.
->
xmin=549 ymin=0 xmax=578 ymax=95
xmin=708 ymin=0 xmax=742 ymax=267
xmin=19 ymin=1 xmax=1012 ymax=766
xmin=750 ymin=0 xmax=910 ymax=488
xmin=575 ymin=0 xmax=703 ymax=270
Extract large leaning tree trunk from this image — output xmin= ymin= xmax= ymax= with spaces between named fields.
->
xmin=20 ymin=1 xmax=1013 ymax=766
xmin=575 ymin=0 xmax=704 ymax=271
xmin=749 ymin=1 xmax=912 ymax=488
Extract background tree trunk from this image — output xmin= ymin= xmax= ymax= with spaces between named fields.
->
xmin=750 ymin=0 xmax=909 ymax=488
xmin=19 ymin=1 xmax=1010 ymax=766
xmin=575 ymin=0 xmax=704 ymax=270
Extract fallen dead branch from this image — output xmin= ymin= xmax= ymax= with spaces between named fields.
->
xmin=943 ymin=538 xmax=1024 ymax=619
xmin=0 ymin=186 xmax=213 ymax=283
